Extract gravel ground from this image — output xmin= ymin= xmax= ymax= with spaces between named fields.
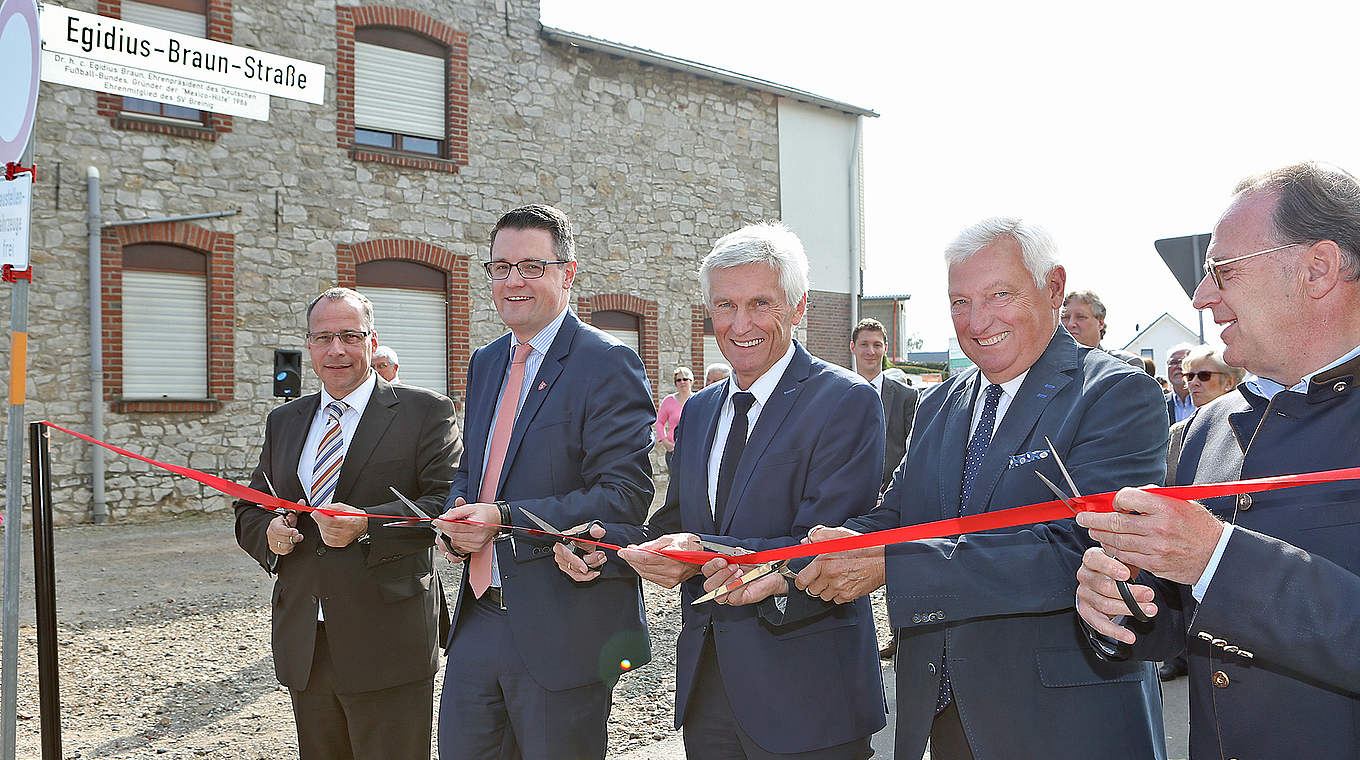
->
xmin=6 ymin=514 xmax=894 ymax=760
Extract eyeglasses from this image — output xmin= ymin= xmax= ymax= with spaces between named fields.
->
xmin=675 ymin=377 xmax=692 ymax=383
xmin=306 ymin=330 xmax=371 ymax=347
xmin=373 ymin=362 xmax=395 ymax=369
xmin=1185 ymin=370 xmax=1224 ymax=382
xmin=483 ymin=259 xmax=571 ymax=280
xmin=1203 ymin=243 xmax=1300 ymax=289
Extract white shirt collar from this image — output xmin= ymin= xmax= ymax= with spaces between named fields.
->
xmin=869 ymin=372 xmax=884 ymax=395
xmin=726 ymin=341 xmax=798 ymax=409
xmin=1243 ymin=340 xmax=1360 ymax=399
xmin=320 ymin=370 xmax=377 ymax=418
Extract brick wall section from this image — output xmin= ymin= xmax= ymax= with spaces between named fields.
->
xmin=690 ymin=304 xmax=706 ymax=377
xmin=805 ymin=289 xmax=852 ymax=369
xmin=102 ymin=221 xmax=236 ymax=412
xmin=336 ymin=240 xmax=471 ymax=401
xmin=335 ymin=5 xmax=470 ymax=173
xmin=576 ymin=294 xmax=660 ymax=403
xmin=94 ymin=0 xmax=234 ymax=140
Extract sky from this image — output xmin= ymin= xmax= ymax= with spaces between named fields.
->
xmin=539 ymin=0 xmax=1360 ymax=352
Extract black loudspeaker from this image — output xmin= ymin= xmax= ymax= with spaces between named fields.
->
xmin=273 ymin=349 xmax=302 ymax=398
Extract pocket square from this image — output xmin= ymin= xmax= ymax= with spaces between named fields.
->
xmin=1008 ymin=450 xmax=1050 ymax=469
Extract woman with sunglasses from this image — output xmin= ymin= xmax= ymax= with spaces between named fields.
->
xmin=1181 ymin=345 xmax=1245 ymax=408
xmin=655 ymin=366 xmax=694 ymax=469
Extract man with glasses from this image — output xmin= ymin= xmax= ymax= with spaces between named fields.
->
xmin=1077 ymin=162 xmax=1360 ymax=759
xmin=372 ymin=345 xmax=401 ymax=383
xmin=433 ymin=204 xmax=655 ymax=760
xmin=1164 ymin=343 xmax=1196 ymax=424
xmin=234 ymin=287 xmax=462 ymax=760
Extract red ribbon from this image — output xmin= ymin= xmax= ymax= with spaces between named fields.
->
xmin=40 ymin=420 xmax=1360 ymax=566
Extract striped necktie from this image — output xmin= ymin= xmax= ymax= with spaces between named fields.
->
xmin=310 ymin=400 xmax=348 ymax=506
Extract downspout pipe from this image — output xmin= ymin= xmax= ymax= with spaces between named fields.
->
xmin=88 ymin=167 xmax=106 ymax=524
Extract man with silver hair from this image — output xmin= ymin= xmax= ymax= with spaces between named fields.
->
xmin=372 ymin=345 xmax=401 ymax=383
xmin=704 ymin=362 xmax=732 ymax=388
xmin=723 ymin=217 xmax=1169 ymax=759
xmin=558 ymin=222 xmax=887 ymax=757
xmin=1077 ymin=161 xmax=1360 ymax=759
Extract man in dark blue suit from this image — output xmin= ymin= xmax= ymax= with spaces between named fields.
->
xmin=560 ymin=222 xmax=887 ymax=759
xmin=1077 ymin=162 xmax=1360 ymax=759
xmin=433 ymin=204 xmax=655 ymax=760
xmin=731 ymin=218 xmax=1169 ymax=759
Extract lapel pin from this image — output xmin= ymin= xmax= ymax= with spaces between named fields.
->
xmin=537 ymin=381 xmax=547 ymax=391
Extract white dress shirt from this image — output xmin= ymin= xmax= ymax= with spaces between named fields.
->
xmin=969 ymin=370 xmax=1029 ymax=439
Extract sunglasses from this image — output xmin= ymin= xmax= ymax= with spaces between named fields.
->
xmin=675 ymin=377 xmax=692 ymax=382
xmin=1186 ymin=370 xmax=1224 ymax=382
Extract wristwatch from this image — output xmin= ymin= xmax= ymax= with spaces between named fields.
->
xmin=495 ymin=501 xmax=513 ymax=537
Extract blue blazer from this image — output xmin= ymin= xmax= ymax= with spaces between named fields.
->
xmin=447 ymin=311 xmax=656 ymax=691
xmin=853 ymin=328 xmax=1169 ymax=759
xmin=619 ymin=342 xmax=887 ymax=754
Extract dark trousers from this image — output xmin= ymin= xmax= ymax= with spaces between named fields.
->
xmin=683 ymin=634 xmax=873 ymax=759
xmin=928 ymin=701 xmax=974 ymax=760
xmin=289 ymin=623 xmax=434 ymax=760
xmin=439 ymin=597 xmax=612 ymax=760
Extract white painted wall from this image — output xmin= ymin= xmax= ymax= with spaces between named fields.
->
xmin=777 ymin=99 xmax=860 ymax=294
xmin=1121 ymin=314 xmax=1204 ymax=374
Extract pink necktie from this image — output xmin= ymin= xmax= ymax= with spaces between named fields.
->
xmin=469 ymin=342 xmax=532 ymax=598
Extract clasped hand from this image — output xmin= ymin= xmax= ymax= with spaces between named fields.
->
xmin=434 ymin=498 xmax=500 ymax=557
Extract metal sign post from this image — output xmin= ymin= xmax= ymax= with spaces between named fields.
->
xmin=1 ymin=0 xmax=41 ymax=755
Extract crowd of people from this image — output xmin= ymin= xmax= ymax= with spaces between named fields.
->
xmin=234 ymin=160 xmax=1360 ymax=760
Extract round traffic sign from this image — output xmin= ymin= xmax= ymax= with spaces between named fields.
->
xmin=0 ymin=0 xmax=41 ymax=166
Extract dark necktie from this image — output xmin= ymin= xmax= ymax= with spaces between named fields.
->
xmin=938 ymin=382 xmax=1003 ymax=713
xmin=714 ymin=392 xmax=756 ymax=528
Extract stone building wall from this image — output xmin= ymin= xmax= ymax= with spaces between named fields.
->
xmin=0 ymin=0 xmax=785 ymax=524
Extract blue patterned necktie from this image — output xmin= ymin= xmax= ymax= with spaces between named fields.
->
xmin=937 ymin=382 xmax=1003 ymax=714
xmin=310 ymin=400 xmax=348 ymax=506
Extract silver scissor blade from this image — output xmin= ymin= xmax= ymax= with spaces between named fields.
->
xmin=262 ymin=471 xmax=279 ymax=498
xmin=388 ymin=485 xmax=435 ymax=521
xmin=1034 ymin=470 xmax=1073 ymax=505
xmin=519 ymin=507 xmax=561 ymax=537
xmin=1044 ymin=436 xmax=1082 ymax=497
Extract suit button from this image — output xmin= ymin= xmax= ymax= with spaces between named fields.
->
xmin=1237 ymin=650 xmax=1254 ymax=660
xmin=936 ymin=609 xmax=945 ymax=619
xmin=315 ymin=545 xmax=326 ymax=556
xmin=1335 ymin=381 xmax=1347 ymax=393
xmin=912 ymin=614 xmax=922 ymax=623
xmin=1223 ymin=645 xmax=1239 ymax=655
xmin=1211 ymin=638 xmax=1227 ymax=648
xmin=1197 ymin=631 xmax=1213 ymax=641
xmin=1237 ymin=493 xmax=1252 ymax=510
xmin=928 ymin=662 xmax=937 ymax=675
xmin=1212 ymin=671 xmax=1230 ymax=688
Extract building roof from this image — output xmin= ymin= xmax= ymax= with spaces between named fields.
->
xmin=1119 ymin=312 xmax=1200 ymax=351
xmin=540 ymin=26 xmax=879 ymax=118
xmin=861 ymin=293 xmax=912 ymax=301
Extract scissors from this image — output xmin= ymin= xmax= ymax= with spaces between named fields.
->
xmin=1033 ymin=437 xmax=1151 ymax=623
xmin=261 ymin=471 xmax=299 ymax=519
xmin=519 ymin=507 xmax=603 ymax=559
xmin=690 ymin=540 xmax=798 ymax=605
xmin=385 ymin=486 xmax=465 ymax=557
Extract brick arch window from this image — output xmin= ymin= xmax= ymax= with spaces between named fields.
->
xmin=336 ymin=6 xmax=469 ymax=172
xmin=577 ymin=294 xmax=659 ymax=402
xmin=336 ymin=240 xmax=470 ymax=401
xmin=102 ymin=221 xmax=235 ymax=412
xmin=95 ymin=0 xmax=234 ymax=140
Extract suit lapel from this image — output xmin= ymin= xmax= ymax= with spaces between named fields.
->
xmin=938 ymin=371 xmax=978 ymax=519
xmin=690 ymin=387 xmax=726 ymax=535
xmin=719 ymin=346 xmax=810 ymax=534
xmin=465 ymin=336 xmax=512 ymax=499
xmin=494 ymin=313 xmax=578 ymax=497
xmin=281 ymin=395 xmax=320 ymax=502
xmin=336 ymin=378 xmax=399 ymax=502
xmin=963 ymin=331 xmax=1076 ymax=516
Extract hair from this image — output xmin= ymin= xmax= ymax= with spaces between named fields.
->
xmin=852 ymin=317 xmax=887 ymax=343
xmin=673 ymin=366 xmax=693 ymax=381
xmin=1182 ymin=345 xmax=1246 ymax=384
xmin=1141 ymin=356 xmax=1156 ymax=376
xmin=943 ymin=216 xmax=1061 ymax=288
xmin=307 ymin=287 xmax=374 ymax=332
xmin=1235 ymin=162 xmax=1360 ymax=281
xmin=491 ymin=203 xmax=577 ymax=262
xmin=699 ymin=222 xmax=810 ymax=308
xmin=705 ymin=363 xmax=731 ymax=379
xmin=1168 ymin=342 xmax=1196 ymax=358
xmin=374 ymin=345 xmax=399 ymax=364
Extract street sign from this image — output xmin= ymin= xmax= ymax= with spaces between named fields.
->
xmin=39 ymin=4 xmax=326 ymax=121
xmin=0 ymin=0 xmax=41 ymax=165
xmin=1154 ymin=233 xmax=1211 ymax=300
xmin=0 ymin=175 xmax=31 ymax=269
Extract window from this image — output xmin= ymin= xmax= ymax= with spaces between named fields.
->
xmin=120 ymin=0 xmax=207 ymax=122
xmin=592 ymin=310 xmax=641 ymax=354
xmin=702 ymin=317 xmax=722 ymax=374
xmin=354 ymin=28 xmax=446 ymax=156
xmin=357 ymin=260 xmax=448 ymax=394
xmin=121 ymin=244 xmax=208 ymax=399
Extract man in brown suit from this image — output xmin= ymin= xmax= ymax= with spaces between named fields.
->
xmin=235 ymin=287 xmax=462 ymax=760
